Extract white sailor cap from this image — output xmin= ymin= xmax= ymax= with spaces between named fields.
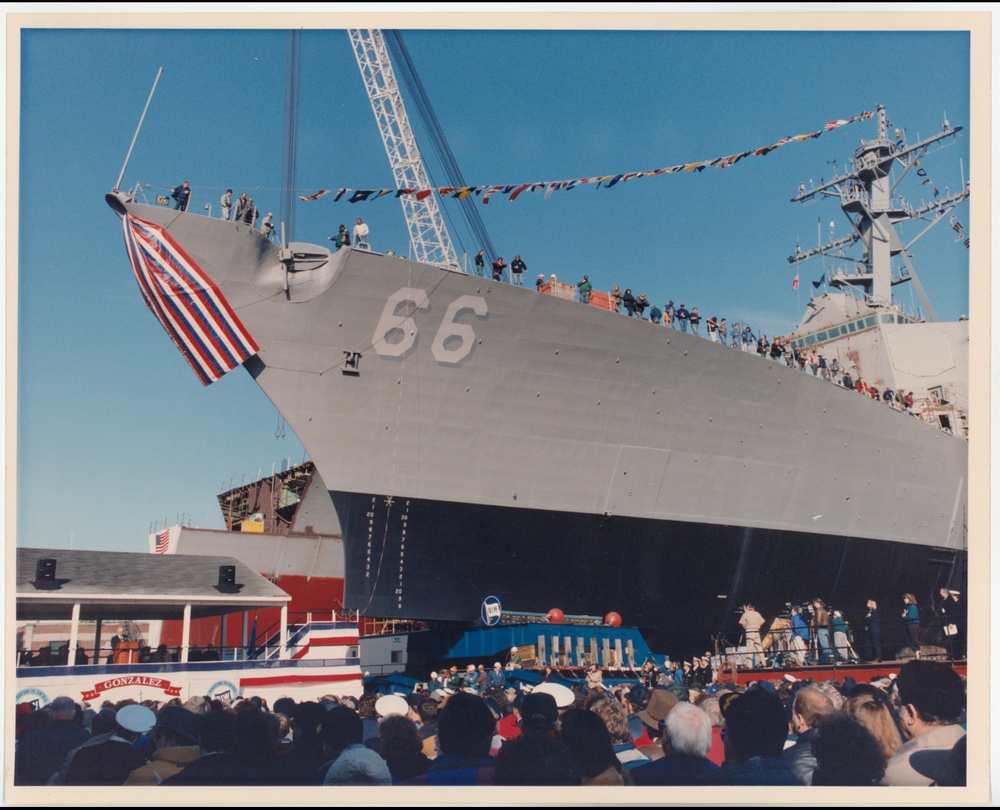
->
xmin=532 ymin=682 xmax=575 ymax=709
xmin=375 ymin=694 xmax=409 ymax=718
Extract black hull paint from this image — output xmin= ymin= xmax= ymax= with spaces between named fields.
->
xmin=331 ymin=490 xmax=966 ymax=655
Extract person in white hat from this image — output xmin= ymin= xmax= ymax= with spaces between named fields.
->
xmin=375 ymin=694 xmax=409 ymax=720
xmin=487 ymin=662 xmax=507 ymax=690
xmin=62 ymin=704 xmax=155 ymax=785
xmin=532 ymin=681 xmax=575 ymax=712
xmin=507 ymin=646 xmax=522 ymax=670
xmin=937 ymin=588 xmax=964 ymax=659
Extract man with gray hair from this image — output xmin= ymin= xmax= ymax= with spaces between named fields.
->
xmin=630 ymin=702 xmax=721 ymax=785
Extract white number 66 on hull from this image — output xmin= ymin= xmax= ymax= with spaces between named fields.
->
xmin=372 ymin=287 xmax=488 ymax=365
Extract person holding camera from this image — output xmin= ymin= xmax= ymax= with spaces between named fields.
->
xmin=789 ymin=606 xmax=809 ymax=666
xmin=811 ymin=599 xmax=833 ymax=664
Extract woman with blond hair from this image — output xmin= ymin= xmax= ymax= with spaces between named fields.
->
xmin=862 ymin=599 xmax=882 ymax=662
xmin=845 ymin=692 xmax=902 ymax=761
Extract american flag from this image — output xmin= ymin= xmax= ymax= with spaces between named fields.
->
xmin=122 ymin=214 xmax=259 ymax=386
xmin=154 ymin=530 xmax=170 ymax=554
xmin=792 ymin=274 xmax=799 ymax=291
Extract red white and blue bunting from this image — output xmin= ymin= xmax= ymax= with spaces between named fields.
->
xmin=123 ymin=214 xmax=259 ymax=385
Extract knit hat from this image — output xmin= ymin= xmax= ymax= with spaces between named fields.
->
xmin=183 ymin=695 xmax=209 ymax=715
xmin=665 ymin=681 xmax=690 ymax=702
xmin=322 ymin=745 xmax=392 ymax=786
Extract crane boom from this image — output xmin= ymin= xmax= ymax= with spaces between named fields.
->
xmin=348 ymin=29 xmax=461 ymax=271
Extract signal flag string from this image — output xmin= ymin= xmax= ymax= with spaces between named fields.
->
xmin=298 ymin=110 xmax=876 ymax=206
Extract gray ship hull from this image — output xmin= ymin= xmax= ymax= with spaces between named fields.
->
xmin=110 ymin=197 xmax=968 ymax=650
xmin=331 ymin=490 xmax=963 ymax=651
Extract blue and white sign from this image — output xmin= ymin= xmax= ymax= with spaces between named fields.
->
xmin=207 ymin=679 xmax=240 ymax=703
xmin=16 ymin=687 xmax=49 ymax=708
xmin=481 ymin=595 xmax=502 ymax=627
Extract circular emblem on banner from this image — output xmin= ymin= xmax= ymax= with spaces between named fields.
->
xmin=207 ymin=680 xmax=241 ymax=704
xmin=16 ymin=687 xmax=49 ymax=708
xmin=481 ymin=595 xmax=502 ymax=627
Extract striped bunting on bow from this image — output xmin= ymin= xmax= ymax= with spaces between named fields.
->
xmin=122 ymin=214 xmax=259 ymax=386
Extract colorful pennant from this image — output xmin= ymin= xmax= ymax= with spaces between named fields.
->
xmin=297 ymin=110 xmax=876 ymax=206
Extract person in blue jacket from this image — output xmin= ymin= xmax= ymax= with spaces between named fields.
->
xmin=902 ymin=593 xmax=921 ymax=653
xmin=171 ymin=181 xmax=191 ymax=211
xmin=789 ymin=606 xmax=810 ymax=665
xmin=486 ymin=662 xmax=506 ymax=690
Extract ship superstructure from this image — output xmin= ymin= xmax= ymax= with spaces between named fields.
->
xmin=107 ymin=175 xmax=967 ymax=652
xmin=105 ymin=44 xmax=968 ymax=652
xmin=787 ymin=104 xmax=969 ymax=436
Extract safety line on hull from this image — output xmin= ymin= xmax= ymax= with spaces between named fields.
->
xmin=320 ymin=259 xmax=452 ymax=376
xmin=252 ymin=253 xmax=451 ymax=377
xmin=946 ymin=474 xmax=966 ymax=551
xmin=348 ymin=269 xmax=451 ymax=365
xmin=358 ymin=261 xmax=419 ymax=614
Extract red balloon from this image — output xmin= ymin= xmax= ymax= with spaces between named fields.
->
xmin=547 ymin=608 xmax=565 ymax=624
xmin=604 ymin=611 xmax=622 ymax=627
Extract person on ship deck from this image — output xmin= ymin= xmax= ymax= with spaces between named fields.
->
xmin=492 ymin=257 xmax=508 ymax=282
xmin=622 ymin=289 xmax=636 ymax=317
xmin=353 ymin=217 xmax=370 ymax=249
xmin=171 ymin=181 xmax=191 ymax=211
xmin=510 ymin=254 xmax=526 ymax=286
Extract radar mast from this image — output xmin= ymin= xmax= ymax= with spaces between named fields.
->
xmin=788 ymin=105 xmax=968 ymax=322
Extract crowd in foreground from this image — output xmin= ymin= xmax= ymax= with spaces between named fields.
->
xmin=13 ymin=658 xmax=965 ymax=788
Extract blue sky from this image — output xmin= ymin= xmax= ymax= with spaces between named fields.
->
xmin=13 ymin=16 xmax=977 ymax=553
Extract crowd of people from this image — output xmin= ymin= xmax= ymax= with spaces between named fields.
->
xmin=710 ymin=590 xmax=967 ymax=671
xmin=515 ymin=267 xmax=797 ymax=364
xmin=13 ymin=657 xmax=965 ymax=788
xmin=328 ymin=217 xmax=371 ymax=250
xmin=171 ymin=184 xmax=381 ymax=250
xmin=169 ymin=183 xmax=282 ymax=242
xmin=507 ymin=267 xmax=937 ymax=421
